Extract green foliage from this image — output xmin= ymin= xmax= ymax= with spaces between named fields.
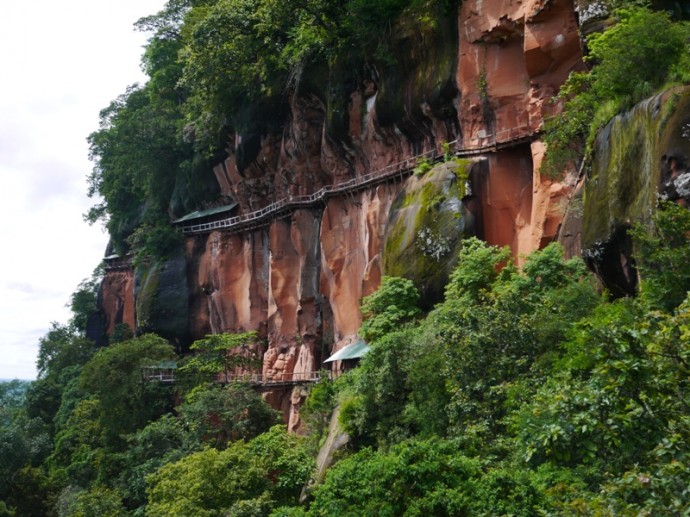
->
xmin=109 ymin=323 xmax=133 ymax=344
xmin=630 ymin=200 xmax=690 ymax=312
xmin=587 ymin=8 xmax=688 ymax=101
xmin=115 ymin=415 xmax=201 ymax=514
xmin=246 ymin=426 xmax=315 ymax=506
xmin=126 ymin=220 xmax=184 ymax=266
xmin=543 ymin=7 xmax=690 ymax=176
xmin=444 ymin=236 xmax=511 ymax=303
xmin=342 ymin=329 xmax=417 ymax=446
xmin=180 ymin=383 xmax=280 ymax=447
xmin=0 ymin=380 xmax=31 ymax=410
xmin=36 ymin=323 xmax=95 ymax=382
xmin=146 ymin=444 xmax=265 ymax=517
xmin=10 ymin=215 xmax=690 ymax=515
xmin=343 ymin=242 xmax=601 ymax=450
xmin=413 ymin=157 xmax=432 ymax=176
xmin=300 ymin=377 xmax=336 ymax=444
xmin=146 ymin=427 xmax=312 ymax=517
xmin=47 ymin=397 xmax=105 ymax=488
xmin=56 ymin=485 xmax=126 ymax=517
xmin=68 ymin=277 xmax=101 ymax=333
xmin=0 ymin=466 xmax=51 ymax=517
xmin=79 ymin=334 xmax=177 ymax=444
xmin=308 ymin=437 xmax=549 ymax=516
xmin=179 ymin=331 xmax=262 ymax=386
xmin=0 ymin=406 xmax=51 ymax=504
xmin=86 ymin=0 xmax=450 ymax=260
xmin=86 ymin=84 xmax=190 ymax=256
xmin=359 ymin=276 xmax=420 ymax=342
xmin=180 ymin=0 xmax=422 ymax=152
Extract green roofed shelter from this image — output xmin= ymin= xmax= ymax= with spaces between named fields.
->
xmin=143 ymin=360 xmax=178 ymax=370
xmin=142 ymin=360 xmax=178 ymax=383
xmin=172 ymin=201 xmax=238 ymax=224
xmin=323 ymin=339 xmax=370 ymax=363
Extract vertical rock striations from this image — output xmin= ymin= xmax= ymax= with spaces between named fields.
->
xmin=577 ymin=87 xmax=690 ymax=296
xmin=458 ymin=0 xmax=584 ymax=260
xmin=98 ymin=1 xmax=592 ymax=418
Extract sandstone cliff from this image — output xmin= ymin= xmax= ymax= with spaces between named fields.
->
xmin=97 ymin=0 xmax=594 ymax=424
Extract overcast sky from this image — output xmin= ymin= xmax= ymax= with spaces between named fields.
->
xmin=0 ymin=0 xmax=166 ymax=379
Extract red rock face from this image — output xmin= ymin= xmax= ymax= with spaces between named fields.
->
xmin=459 ymin=0 xmax=583 ymax=259
xmin=100 ymin=269 xmax=135 ymax=335
xmin=98 ymin=0 xmax=585 ymax=419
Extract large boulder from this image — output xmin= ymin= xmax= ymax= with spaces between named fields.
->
xmin=383 ymin=160 xmax=475 ymax=307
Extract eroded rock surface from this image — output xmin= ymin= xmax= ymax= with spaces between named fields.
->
xmin=99 ymin=269 xmax=135 ymax=336
xmin=458 ymin=0 xmax=583 ymax=260
xmin=579 ymin=87 xmax=690 ymax=296
xmin=98 ymin=1 xmax=587 ymax=417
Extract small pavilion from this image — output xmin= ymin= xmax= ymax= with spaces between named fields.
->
xmin=323 ymin=339 xmax=370 ymax=375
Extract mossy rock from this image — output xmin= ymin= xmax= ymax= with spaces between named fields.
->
xmin=583 ymin=87 xmax=690 ymax=249
xmin=134 ymin=251 xmax=191 ymax=347
xmin=582 ymin=87 xmax=690 ymax=295
xmin=375 ymin=3 xmax=459 ymax=143
xmin=383 ymin=160 xmax=472 ymax=307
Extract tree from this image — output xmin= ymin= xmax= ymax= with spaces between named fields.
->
xmin=308 ymin=437 xmax=546 ymax=516
xmin=631 ymin=200 xmax=690 ymax=312
xmin=146 ymin=425 xmax=311 ymax=516
xmin=78 ymin=334 xmax=177 ymax=444
xmin=341 ymin=328 xmax=417 ymax=446
xmin=587 ymin=7 xmax=689 ymax=101
xmin=543 ymin=7 xmax=690 ymax=175
xmin=116 ymin=414 xmax=200 ymax=513
xmin=36 ymin=323 xmax=95 ymax=382
xmin=444 ymin=236 xmax=512 ymax=304
xmin=359 ymin=276 xmax=420 ymax=342
xmin=68 ymin=277 xmax=101 ymax=333
xmin=56 ymin=485 xmax=126 ymax=517
xmin=0 ymin=407 xmax=51 ymax=507
xmin=178 ymin=331 xmax=262 ymax=386
xmin=146 ymin=442 xmax=270 ymax=517
xmin=180 ymin=383 xmax=279 ymax=447
xmin=246 ymin=426 xmax=314 ymax=506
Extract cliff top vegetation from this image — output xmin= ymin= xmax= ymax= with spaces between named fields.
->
xmin=85 ymin=0 xmax=453 ymax=260
xmin=543 ymin=4 xmax=690 ymax=175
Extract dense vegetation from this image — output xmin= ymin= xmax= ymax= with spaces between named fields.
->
xmin=542 ymin=4 xmax=690 ymax=175
xmin=86 ymin=0 xmax=453 ymax=259
xmin=1 ymin=202 xmax=688 ymax=515
xmin=3 ymin=1 xmax=689 ymax=514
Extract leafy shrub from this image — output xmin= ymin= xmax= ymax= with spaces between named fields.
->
xmin=543 ymin=7 xmax=690 ymax=176
xmin=359 ymin=276 xmax=420 ymax=342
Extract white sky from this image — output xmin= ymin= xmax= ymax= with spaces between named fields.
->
xmin=0 ymin=0 xmax=166 ymax=379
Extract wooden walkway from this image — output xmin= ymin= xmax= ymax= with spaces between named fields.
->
xmin=220 ymin=371 xmax=326 ymax=390
xmin=146 ymin=370 xmax=326 ymax=389
xmin=179 ymin=127 xmax=539 ymax=236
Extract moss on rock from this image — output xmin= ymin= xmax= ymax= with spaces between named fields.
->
xmin=581 ymin=87 xmax=690 ymax=295
xmin=135 ymin=251 xmax=191 ymax=347
xmin=383 ymin=160 xmax=473 ymax=307
xmin=583 ymin=87 xmax=690 ymax=249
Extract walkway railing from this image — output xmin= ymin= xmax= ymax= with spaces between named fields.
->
xmin=179 ymin=125 xmax=541 ymax=235
xmin=220 ymin=371 xmax=325 ymax=388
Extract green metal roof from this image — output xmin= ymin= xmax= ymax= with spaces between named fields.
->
xmin=142 ymin=360 xmax=178 ymax=370
xmin=324 ymin=340 xmax=370 ymax=363
xmin=172 ymin=201 xmax=238 ymax=224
